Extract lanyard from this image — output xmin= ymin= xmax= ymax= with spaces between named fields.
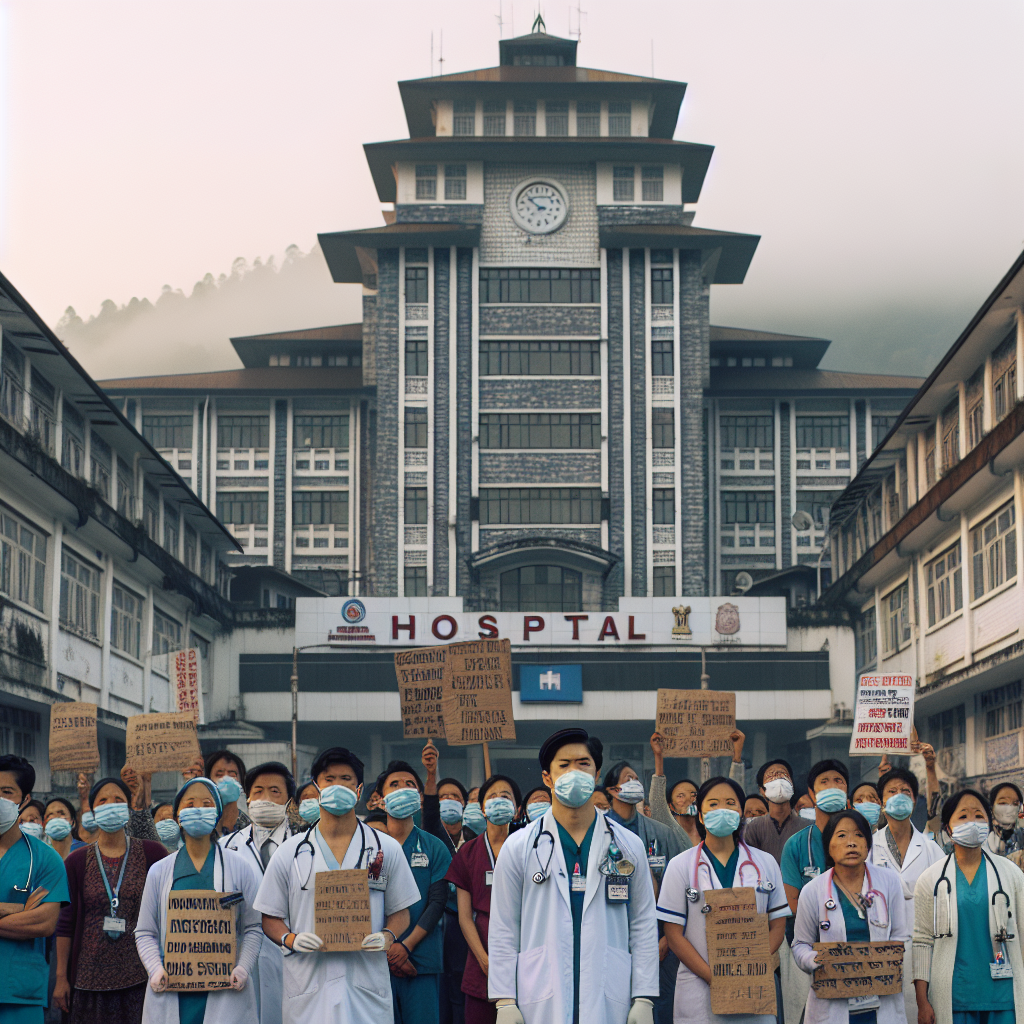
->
xmin=95 ymin=839 xmax=130 ymax=916
xmin=484 ymin=834 xmax=496 ymax=869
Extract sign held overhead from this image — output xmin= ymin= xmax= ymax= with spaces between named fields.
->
xmin=656 ymin=689 xmax=735 ymax=758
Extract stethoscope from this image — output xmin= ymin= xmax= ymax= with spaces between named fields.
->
xmin=294 ymin=820 xmax=381 ymax=891
xmin=531 ymin=813 xmax=627 ymax=884
xmin=12 ymin=832 xmax=34 ymax=894
xmin=685 ymin=841 xmax=775 ymax=910
xmin=932 ymin=850 xmax=1012 ymax=942
xmin=225 ymin=822 xmax=290 ymax=876
xmin=820 ymin=865 xmax=890 ymax=931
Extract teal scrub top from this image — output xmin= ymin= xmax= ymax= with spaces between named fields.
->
xmin=557 ymin=817 xmax=596 ymax=1024
xmin=399 ymin=826 xmax=452 ymax=974
xmin=172 ymin=844 xmax=217 ymax=1024
xmin=709 ymin=847 xmax=739 ymax=889
xmin=781 ymin=825 xmax=826 ymax=891
xmin=837 ymin=888 xmax=870 ymax=943
xmin=952 ymin=863 xmax=1014 ymax=1012
xmin=0 ymin=832 xmax=69 ymax=1007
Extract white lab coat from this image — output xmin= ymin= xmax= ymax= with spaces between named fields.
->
xmin=870 ymin=824 xmax=944 ymax=1024
xmin=487 ymin=807 xmax=659 ymax=1024
xmin=656 ymin=842 xmax=790 ymax=1024
xmin=135 ymin=844 xmax=264 ymax=1024
xmin=253 ymin=821 xmax=420 ymax=1024
xmin=220 ymin=821 xmax=293 ymax=1024
xmin=792 ymin=865 xmax=909 ymax=1024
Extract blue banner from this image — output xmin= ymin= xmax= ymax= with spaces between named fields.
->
xmin=519 ymin=664 xmax=583 ymax=703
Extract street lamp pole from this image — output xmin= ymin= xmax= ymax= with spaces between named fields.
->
xmin=700 ymin=646 xmax=710 ymax=784
xmin=289 ymin=643 xmax=335 ymax=780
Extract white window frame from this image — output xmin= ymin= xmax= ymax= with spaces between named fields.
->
xmin=59 ymin=548 xmax=101 ymax=641
xmin=925 ymin=542 xmax=963 ymax=630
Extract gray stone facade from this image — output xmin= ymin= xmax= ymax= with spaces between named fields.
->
xmin=396 ymin=204 xmax=485 ymax=224
xmin=605 ymin=248 xmax=625 ymax=604
xmin=432 ymin=250 xmax=450 ymax=595
xmin=479 ymin=306 xmax=601 ymax=336
xmin=479 ymin=379 xmax=601 ymax=409
xmin=629 ymin=249 xmax=647 ymax=597
xmin=478 ymin=452 xmax=601 ymax=485
xmin=597 ymin=206 xmax=692 ymax=226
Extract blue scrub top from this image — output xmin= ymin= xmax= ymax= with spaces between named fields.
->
xmin=399 ymin=826 xmax=452 ymax=974
xmin=837 ymin=888 xmax=870 ymax=943
xmin=952 ymin=863 xmax=1014 ymax=1013
xmin=172 ymin=844 xmax=217 ymax=1024
xmin=709 ymin=846 xmax=739 ymax=889
xmin=557 ymin=818 xmax=596 ymax=1024
xmin=0 ymin=832 xmax=70 ymax=1007
xmin=781 ymin=825 xmax=826 ymax=943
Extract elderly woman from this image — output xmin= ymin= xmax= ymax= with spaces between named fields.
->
xmin=135 ymin=777 xmax=263 ymax=1024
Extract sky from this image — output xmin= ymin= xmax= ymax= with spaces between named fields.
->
xmin=1 ymin=0 xmax=1022 ymax=380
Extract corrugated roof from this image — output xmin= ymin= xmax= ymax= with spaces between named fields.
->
xmin=708 ymin=368 xmax=925 ymax=394
xmin=99 ymin=367 xmax=366 ymax=393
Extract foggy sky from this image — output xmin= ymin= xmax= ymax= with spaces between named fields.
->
xmin=2 ymin=0 xmax=1022 ymax=380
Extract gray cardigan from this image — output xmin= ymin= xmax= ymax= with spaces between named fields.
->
xmin=647 ymin=759 xmax=746 ymax=849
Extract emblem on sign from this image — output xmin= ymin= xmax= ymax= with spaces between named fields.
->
xmin=671 ymin=606 xmax=692 ymax=637
xmin=715 ymin=603 xmax=740 ymax=635
xmin=342 ymin=599 xmax=366 ymax=624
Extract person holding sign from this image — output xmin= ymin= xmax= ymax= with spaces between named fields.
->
xmin=135 ymin=777 xmax=263 ymax=1024
xmin=912 ymin=790 xmax=1024 ymax=1024
xmin=792 ymin=809 xmax=908 ymax=1024
xmin=253 ymin=747 xmax=420 ymax=1024
xmin=487 ymin=726 xmax=658 ymax=1024
xmin=657 ymin=776 xmax=789 ymax=1024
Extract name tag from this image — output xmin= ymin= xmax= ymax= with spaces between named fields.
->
xmin=103 ymin=916 xmax=126 ymax=935
xmin=410 ymin=852 xmax=430 ymax=868
xmin=647 ymin=855 xmax=666 ymax=872
xmin=606 ymin=878 xmax=630 ymax=903
xmin=368 ymin=872 xmax=389 ymax=891
xmin=848 ymin=995 xmax=880 ymax=1014
xmin=571 ymin=873 xmax=587 ymax=893
xmin=803 ymin=865 xmax=820 ymax=879
xmin=991 ymin=962 xmax=1014 ymax=979
xmin=485 ymin=870 xmax=493 ymax=887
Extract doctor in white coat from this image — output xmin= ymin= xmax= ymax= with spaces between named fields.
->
xmin=254 ymin=746 xmax=420 ymax=1024
xmin=220 ymin=761 xmax=297 ymax=1024
xmin=488 ymin=727 xmax=659 ymax=1024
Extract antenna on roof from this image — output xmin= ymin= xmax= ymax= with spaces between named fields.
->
xmin=570 ymin=0 xmax=586 ymax=42
xmin=438 ymin=30 xmax=444 ymax=74
xmin=495 ymin=0 xmax=503 ymax=38
xmin=532 ymin=11 xmax=546 ymax=34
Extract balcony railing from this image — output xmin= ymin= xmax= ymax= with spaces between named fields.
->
xmin=720 ymin=447 xmax=774 ymax=473
xmin=294 ymin=448 xmax=349 ymax=475
xmin=229 ymin=523 xmax=269 ymax=550
xmin=216 ymin=448 xmax=269 ymax=473
xmin=796 ymin=448 xmax=850 ymax=473
xmin=293 ymin=524 xmax=348 ymax=551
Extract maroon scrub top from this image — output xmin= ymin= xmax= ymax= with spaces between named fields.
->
xmin=445 ymin=832 xmax=498 ymax=1000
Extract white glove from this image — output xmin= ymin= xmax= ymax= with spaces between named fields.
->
xmin=495 ymin=1001 xmax=525 ymax=1024
xmin=360 ymin=930 xmax=392 ymax=952
xmin=626 ymin=997 xmax=655 ymax=1024
xmin=290 ymin=932 xmax=324 ymax=953
xmin=229 ymin=965 xmax=248 ymax=991
xmin=149 ymin=968 xmax=168 ymax=993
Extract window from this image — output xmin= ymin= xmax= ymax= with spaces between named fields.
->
xmin=111 ymin=583 xmax=143 ymax=659
xmin=30 ymin=370 xmax=55 ymax=453
xmin=216 ymin=491 xmax=268 ymax=525
xmin=882 ymin=582 xmax=911 ymax=653
xmin=453 ymin=99 xmax=476 ymax=135
xmin=294 ymin=414 xmax=349 ymax=449
xmin=971 ymin=501 xmax=1017 ymax=600
xmin=0 ymin=337 xmax=25 ymax=430
xmin=500 ymin=565 xmax=581 ymax=611
xmin=926 ymin=704 xmax=965 ymax=750
xmin=479 ymin=268 xmax=601 ymax=304
xmin=60 ymin=550 xmax=100 ymax=639
xmin=0 ymin=513 xmax=44 ymax=612
xmin=796 ymin=416 xmax=849 ymax=449
xmin=0 ymin=705 xmax=40 ymax=760
xmin=871 ymin=414 xmax=898 ymax=448
xmin=575 ymin=100 xmax=600 ymax=136
xmin=479 ymin=340 xmax=600 ymax=376
xmin=721 ymin=415 xmax=773 ymax=449
xmin=217 ymin=415 xmax=269 ymax=449
xmin=480 ymin=488 xmax=602 ymax=524
xmin=415 ymin=164 xmax=437 ymax=200
xmin=483 ymin=100 xmax=506 ymax=136
xmin=545 ymin=100 xmax=568 ymax=136
xmin=608 ymin=100 xmax=631 ymax=136
xmin=796 ymin=491 xmax=841 ymax=529
xmin=653 ymin=565 xmax=675 ymax=597
xmin=143 ymin=484 xmax=159 ymax=541
xmin=722 ymin=491 xmax=774 ymax=526
xmin=90 ymin=432 xmax=111 ymax=501
xmin=294 ymin=490 xmax=349 ymax=525
xmin=184 ymin=525 xmax=197 ymax=573
xmin=855 ymin=607 xmax=877 ymax=672
xmin=404 ymin=487 xmax=428 ymax=525
xmin=613 ymin=165 xmax=634 ymax=201
xmin=61 ymin=400 xmax=85 ymax=477
xmin=927 ymin=544 xmax=963 ymax=627
xmin=479 ymin=413 xmax=600 ymax=449
xmin=641 ymin=166 xmax=664 ymax=201
xmin=117 ymin=457 xmax=134 ymax=518
xmin=444 ymin=163 xmax=467 ymax=200
xmin=925 ymin=439 xmax=936 ymax=490
xmin=405 ymin=338 xmax=429 ymax=377
xmin=651 ymin=267 xmax=673 ymax=305
xmin=979 ymin=681 xmax=1023 ymax=739
xmin=405 ymin=407 xmax=428 ymax=448
xmin=405 ymin=265 xmax=429 ymax=304
xmin=995 ymin=363 xmax=1017 ymax=421
xmin=652 ymin=409 xmax=674 ymax=448
xmin=653 ymin=488 xmax=675 ymax=524
xmin=153 ymin=609 xmax=183 ymax=656
xmin=967 ymin=399 xmax=984 ymax=450
xmin=652 ymin=339 xmax=675 ymax=377
xmin=941 ymin=401 xmax=960 ymax=472
xmin=143 ymin=414 xmax=192 ymax=449
xmin=200 ymin=542 xmax=211 ymax=583
xmin=404 ymin=566 xmax=427 ymax=597
xmin=513 ymin=99 xmax=536 ymax=136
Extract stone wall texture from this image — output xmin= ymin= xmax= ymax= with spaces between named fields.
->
xmin=432 ymin=250 xmax=450 ymax=595
xmin=478 ymin=452 xmax=601 ymax=485
xmin=478 ymin=379 xmax=601 ymax=409
xmin=479 ymin=306 xmax=601 ymax=336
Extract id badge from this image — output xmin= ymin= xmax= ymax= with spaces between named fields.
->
xmin=410 ymin=852 xmax=429 ymax=868
xmin=571 ymin=873 xmax=587 ymax=893
xmin=606 ymin=877 xmax=630 ymax=903
xmin=485 ymin=870 xmax=493 ymax=887
xmin=647 ymin=855 xmax=666 ymax=873
xmin=848 ymin=995 xmax=880 ymax=1014
xmin=103 ymin=916 xmax=126 ymax=937
xmin=991 ymin=962 xmax=1014 ymax=979
xmin=803 ymin=865 xmax=820 ymax=879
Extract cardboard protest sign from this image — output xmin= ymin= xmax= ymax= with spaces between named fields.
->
xmin=812 ymin=942 xmax=904 ymax=999
xmin=49 ymin=701 xmax=100 ymax=772
xmin=173 ymin=649 xmax=203 ymax=724
xmin=849 ymin=674 xmax=915 ymax=757
xmin=704 ymin=887 xmax=776 ymax=1016
xmin=441 ymin=638 xmax=516 ymax=746
xmin=395 ymin=646 xmax=447 ymax=739
xmin=125 ymin=712 xmax=201 ymax=773
xmin=164 ymin=890 xmax=236 ymax=991
xmin=656 ymin=689 xmax=735 ymax=758
xmin=314 ymin=869 xmax=373 ymax=951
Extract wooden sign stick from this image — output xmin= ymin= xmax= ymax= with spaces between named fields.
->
xmin=482 ymin=741 xmax=492 ymax=779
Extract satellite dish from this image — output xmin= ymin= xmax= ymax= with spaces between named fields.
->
xmin=791 ymin=510 xmax=815 ymax=531
xmin=734 ymin=571 xmax=754 ymax=593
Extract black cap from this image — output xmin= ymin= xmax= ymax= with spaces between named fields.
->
xmin=539 ymin=727 xmax=603 ymax=772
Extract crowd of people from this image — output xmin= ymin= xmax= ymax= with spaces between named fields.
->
xmin=1 ymin=727 xmax=1023 ymax=1024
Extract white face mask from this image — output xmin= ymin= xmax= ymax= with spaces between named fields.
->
xmin=764 ymin=778 xmax=794 ymax=805
xmin=247 ymin=800 xmax=288 ymax=828
xmin=0 ymin=798 xmax=21 ymax=835
xmin=993 ymin=804 xmax=1020 ymax=827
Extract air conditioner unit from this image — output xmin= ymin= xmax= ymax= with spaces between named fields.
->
xmin=833 ymin=706 xmax=854 ymax=723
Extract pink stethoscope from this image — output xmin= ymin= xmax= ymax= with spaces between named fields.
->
xmin=821 ymin=866 xmax=890 ymax=930
xmin=685 ymin=840 xmax=774 ymax=911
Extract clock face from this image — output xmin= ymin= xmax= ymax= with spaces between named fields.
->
xmin=510 ymin=179 xmax=569 ymax=235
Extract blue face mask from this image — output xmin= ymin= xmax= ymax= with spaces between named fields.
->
xmin=439 ymin=799 xmax=464 ymax=825
xmin=156 ymin=819 xmax=181 ymax=843
xmin=178 ymin=806 xmax=219 ymax=837
xmin=484 ymin=797 xmax=516 ymax=826
xmin=81 ymin=811 xmax=97 ymax=833
xmin=463 ymin=803 xmax=485 ymax=833
xmin=854 ymin=802 xmax=881 ymax=827
xmin=45 ymin=819 xmax=72 ymax=841
xmin=703 ymin=808 xmax=741 ymax=837
xmin=384 ymin=788 xmax=422 ymax=820
xmin=553 ymin=770 xmax=596 ymax=809
xmin=319 ymin=785 xmax=358 ymax=817
xmin=19 ymin=822 xmax=43 ymax=839
xmin=94 ymin=803 xmax=131 ymax=833
xmin=216 ymin=776 xmax=243 ymax=804
xmin=884 ymin=793 xmax=915 ymax=821
xmin=299 ymin=798 xmax=321 ymax=824
xmin=527 ymin=801 xmax=549 ymax=822
xmin=815 ymin=788 xmax=847 ymax=813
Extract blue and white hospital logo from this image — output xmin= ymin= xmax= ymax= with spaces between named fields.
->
xmin=519 ymin=664 xmax=583 ymax=703
xmin=341 ymin=599 xmax=366 ymax=624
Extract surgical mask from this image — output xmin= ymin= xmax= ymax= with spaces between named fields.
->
xmin=679 ymin=803 xmax=697 ymax=817
xmin=0 ymin=798 xmax=21 ymax=834
xmin=19 ymin=822 xmax=43 ymax=839
xmin=45 ymin=819 xmax=72 ymax=841
xmin=703 ymin=808 xmax=741 ymax=837
xmin=885 ymin=793 xmax=915 ymax=822
xmin=81 ymin=810 xmax=97 ymax=833
xmin=527 ymin=802 xmax=549 ymax=822
xmin=94 ymin=803 xmax=131 ymax=833
xmin=178 ymin=806 xmax=219 ymax=837
xmin=247 ymin=800 xmax=288 ymax=828
xmin=994 ymin=804 xmax=1020 ymax=827
xmin=216 ymin=776 xmax=243 ymax=804
xmin=299 ymin=798 xmax=321 ymax=824
xmin=439 ymin=799 xmax=464 ymax=825
xmin=798 ymin=807 xmax=817 ymax=821
xmin=156 ymin=819 xmax=181 ymax=843
xmin=764 ymin=778 xmax=794 ymax=805
xmin=815 ymin=788 xmax=847 ymax=813
xmin=951 ymin=821 xmax=990 ymax=849
xmin=384 ymin=788 xmax=422 ymax=820
xmin=484 ymin=797 xmax=516 ymax=826
xmin=616 ymin=779 xmax=645 ymax=805
xmin=319 ymin=785 xmax=358 ymax=817
xmin=855 ymin=802 xmax=881 ymax=827
xmin=552 ymin=770 xmax=595 ymax=809
xmin=463 ymin=803 xmax=485 ymax=833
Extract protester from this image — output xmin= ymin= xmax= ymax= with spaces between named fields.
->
xmin=53 ymin=776 xmax=168 ymax=1024
xmin=43 ymin=798 xmax=84 ymax=858
xmin=792 ymin=809 xmax=909 ymax=1024
xmin=191 ymin=750 xmax=250 ymax=838
xmin=795 ymin=794 xmax=816 ymax=820
xmin=646 ymin=733 xmax=694 ymax=848
xmin=488 ymin=726 xmax=658 ymax=1024
xmin=913 ymin=789 xmax=1024 ymax=1024
xmin=18 ymin=799 xmax=45 ymax=839
xmin=366 ymin=810 xmax=390 ymax=832
xmin=295 ymin=781 xmax=320 ymax=827
xmin=151 ymin=803 xmax=180 ymax=849
xmin=852 ymin=781 xmax=884 ymax=832
xmin=745 ymin=794 xmax=769 ymax=819
xmin=522 ymin=786 xmax=552 ymax=823
xmin=744 ymin=759 xmax=805 ymax=864
xmin=592 ymin=787 xmax=613 ymax=814
xmin=0 ymin=754 xmax=71 ymax=1024
xmin=255 ymin=746 xmax=420 ymax=1023
xmin=986 ymin=782 xmax=1024 ymax=857
xmin=657 ymin=775 xmax=789 ymax=1024
xmin=463 ymin=788 xmax=485 ymax=836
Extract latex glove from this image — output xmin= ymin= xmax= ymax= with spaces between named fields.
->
xmin=627 ymin=997 xmax=655 ymax=1024
xmin=361 ymin=930 xmax=393 ymax=952
xmin=149 ymin=969 xmax=169 ymax=993
xmin=229 ymin=965 xmax=248 ymax=991
xmin=291 ymin=932 xmax=324 ymax=953
xmin=495 ymin=1002 xmax=526 ymax=1024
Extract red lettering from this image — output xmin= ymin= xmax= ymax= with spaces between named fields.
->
xmin=597 ymin=616 xmax=619 ymax=641
xmin=564 ymin=614 xmax=589 ymax=640
xmin=392 ymin=616 xmax=415 ymax=640
xmin=523 ymin=615 xmax=545 ymax=640
xmin=432 ymin=615 xmax=458 ymax=640
xmin=628 ymin=615 xmax=645 ymax=640
xmin=477 ymin=614 xmax=499 ymax=638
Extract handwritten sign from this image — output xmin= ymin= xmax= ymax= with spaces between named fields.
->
xmin=849 ymin=674 xmax=915 ymax=756
xmin=164 ymin=890 xmax=236 ymax=991
xmin=395 ymin=646 xmax=447 ymax=739
xmin=441 ymin=638 xmax=516 ymax=746
xmin=49 ymin=701 xmax=100 ymax=772
xmin=812 ymin=942 xmax=904 ymax=999
xmin=173 ymin=649 xmax=203 ymax=724
xmin=704 ymin=887 xmax=776 ymax=1016
xmin=656 ymin=689 xmax=735 ymax=757
xmin=125 ymin=712 xmax=201 ymax=773
xmin=314 ymin=869 xmax=373 ymax=951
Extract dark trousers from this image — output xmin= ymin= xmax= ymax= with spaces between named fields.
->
xmin=653 ymin=949 xmax=679 ymax=1024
